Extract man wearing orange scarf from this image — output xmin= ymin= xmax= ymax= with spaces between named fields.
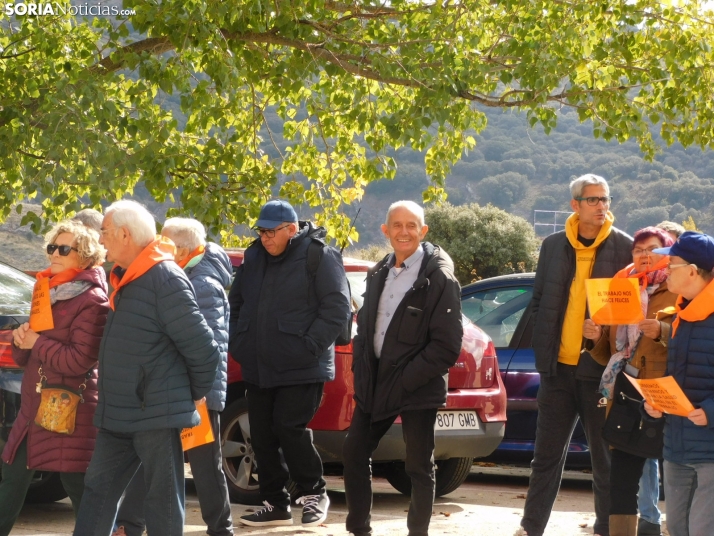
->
xmin=644 ymin=231 xmax=714 ymax=536
xmin=74 ymin=201 xmax=220 ymax=536
xmin=516 ymin=175 xmax=633 ymax=536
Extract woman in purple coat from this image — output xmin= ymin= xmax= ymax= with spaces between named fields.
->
xmin=0 ymin=220 xmax=109 ymax=535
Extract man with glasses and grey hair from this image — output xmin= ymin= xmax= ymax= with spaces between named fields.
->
xmin=74 ymin=200 xmax=220 ymax=536
xmin=515 ymin=175 xmax=633 ymax=536
xmin=228 ymin=199 xmax=350 ymax=527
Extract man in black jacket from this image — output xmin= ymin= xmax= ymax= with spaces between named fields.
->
xmin=228 ymin=200 xmax=350 ymax=527
xmin=343 ymin=201 xmax=463 ymax=536
xmin=515 ymin=175 xmax=633 ymax=536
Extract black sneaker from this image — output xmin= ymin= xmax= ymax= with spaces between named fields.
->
xmin=239 ymin=501 xmax=292 ymax=526
xmin=296 ymin=493 xmax=330 ymax=526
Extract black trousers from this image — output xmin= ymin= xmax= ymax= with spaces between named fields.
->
xmin=343 ymin=405 xmax=438 ymax=536
xmin=521 ymin=363 xmax=611 ymax=536
xmin=609 ymin=448 xmax=648 ymax=516
xmin=246 ymin=382 xmax=325 ymax=509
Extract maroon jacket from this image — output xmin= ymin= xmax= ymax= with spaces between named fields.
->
xmin=1 ymin=266 xmax=109 ymax=473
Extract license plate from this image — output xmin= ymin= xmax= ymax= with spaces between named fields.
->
xmin=435 ymin=411 xmax=479 ymax=430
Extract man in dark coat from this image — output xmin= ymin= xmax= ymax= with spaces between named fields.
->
xmin=515 ymin=175 xmax=633 ymax=536
xmin=73 ymin=200 xmax=220 ymax=536
xmin=228 ymin=200 xmax=351 ymax=527
xmin=343 ymin=200 xmax=463 ymax=536
xmin=113 ymin=217 xmax=234 ymax=536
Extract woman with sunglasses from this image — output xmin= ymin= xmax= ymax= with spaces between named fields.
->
xmin=0 ymin=220 xmax=109 ymax=535
xmin=583 ymin=226 xmax=677 ymax=536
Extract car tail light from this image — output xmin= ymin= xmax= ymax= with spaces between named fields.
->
xmin=0 ymin=330 xmax=18 ymax=369
xmin=448 ymin=322 xmax=497 ymax=389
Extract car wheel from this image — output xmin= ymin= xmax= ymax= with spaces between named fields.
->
xmin=220 ymin=398 xmax=298 ymax=505
xmin=383 ymin=457 xmax=473 ymax=497
xmin=24 ymin=471 xmax=68 ymax=503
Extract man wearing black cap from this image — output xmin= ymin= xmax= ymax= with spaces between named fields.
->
xmin=644 ymin=231 xmax=714 ymax=536
xmin=228 ymin=200 xmax=351 ymax=527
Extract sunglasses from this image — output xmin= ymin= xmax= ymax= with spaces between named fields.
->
xmin=46 ymin=244 xmax=78 ymax=256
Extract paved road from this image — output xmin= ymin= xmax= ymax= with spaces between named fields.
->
xmin=9 ymin=464 xmax=669 ymax=535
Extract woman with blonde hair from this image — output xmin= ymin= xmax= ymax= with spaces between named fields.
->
xmin=0 ymin=220 xmax=109 ymax=535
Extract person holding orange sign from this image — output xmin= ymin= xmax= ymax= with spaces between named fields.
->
xmin=642 ymin=232 xmax=714 ymax=536
xmin=583 ymin=226 xmax=675 ymax=536
xmin=0 ymin=220 xmax=109 ymax=536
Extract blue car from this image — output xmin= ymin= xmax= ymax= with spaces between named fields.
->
xmin=461 ymin=273 xmax=591 ymax=467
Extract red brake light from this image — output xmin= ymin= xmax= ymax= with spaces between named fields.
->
xmin=0 ymin=331 xmax=18 ymax=369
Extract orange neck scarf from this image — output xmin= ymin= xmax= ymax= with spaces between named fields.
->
xmin=35 ymin=267 xmax=84 ymax=288
xmin=177 ymin=245 xmax=205 ymax=269
xmin=614 ymin=256 xmax=670 ymax=287
xmin=109 ymin=236 xmax=176 ymax=310
xmin=671 ymin=278 xmax=714 ymax=338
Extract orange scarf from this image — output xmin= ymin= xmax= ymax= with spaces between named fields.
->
xmin=35 ymin=267 xmax=84 ymax=288
xmin=613 ymin=256 xmax=670 ymax=287
xmin=671 ymin=278 xmax=714 ymax=338
xmin=109 ymin=236 xmax=176 ymax=310
xmin=177 ymin=245 xmax=205 ymax=269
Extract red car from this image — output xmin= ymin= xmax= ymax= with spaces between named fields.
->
xmin=219 ymin=249 xmax=507 ymax=504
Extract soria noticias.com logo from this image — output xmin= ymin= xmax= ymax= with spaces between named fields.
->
xmin=4 ymin=3 xmax=136 ymax=16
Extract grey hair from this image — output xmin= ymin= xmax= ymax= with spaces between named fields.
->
xmin=656 ymin=220 xmax=686 ymax=239
xmin=570 ymin=174 xmax=609 ymax=199
xmin=104 ymin=200 xmax=156 ymax=247
xmin=385 ymin=200 xmax=425 ymax=227
xmin=72 ymin=208 xmax=103 ymax=232
xmin=162 ymin=217 xmax=207 ymax=251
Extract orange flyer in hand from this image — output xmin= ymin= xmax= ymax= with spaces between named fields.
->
xmin=624 ymin=374 xmax=695 ymax=417
xmin=586 ymin=278 xmax=644 ymax=325
xmin=181 ymin=399 xmax=215 ymax=451
xmin=29 ymin=278 xmax=54 ymax=332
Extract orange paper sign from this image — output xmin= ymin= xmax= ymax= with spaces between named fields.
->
xmin=181 ymin=399 xmax=215 ymax=451
xmin=29 ymin=278 xmax=54 ymax=332
xmin=586 ymin=278 xmax=644 ymax=325
xmin=624 ymin=374 xmax=695 ymax=417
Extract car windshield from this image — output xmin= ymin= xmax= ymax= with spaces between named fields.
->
xmin=0 ymin=263 xmax=34 ymax=315
xmin=346 ymin=271 xmax=368 ymax=312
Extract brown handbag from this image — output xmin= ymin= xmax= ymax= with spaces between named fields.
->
xmin=34 ymin=366 xmax=90 ymax=435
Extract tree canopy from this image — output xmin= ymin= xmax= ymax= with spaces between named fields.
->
xmin=2 ymin=0 xmax=714 ymax=242
xmin=425 ymin=203 xmax=539 ymax=284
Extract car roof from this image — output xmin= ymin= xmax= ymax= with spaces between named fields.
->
xmin=462 ymin=272 xmax=535 ymax=292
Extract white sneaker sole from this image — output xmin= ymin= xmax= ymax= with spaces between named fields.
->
xmin=301 ymin=495 xmax=330 ymax=527
xmin=239 ymin=517 xmax=293 ymax=527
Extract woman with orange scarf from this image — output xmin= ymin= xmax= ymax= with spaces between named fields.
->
xmin=583 ymin=226 xmax=676 ymax=536
xmin=0 ymin=220 xmax=109 ymax=536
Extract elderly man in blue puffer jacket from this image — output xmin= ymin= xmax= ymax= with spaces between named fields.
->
xmin=113 ymin=218 xmax=234 ymax=536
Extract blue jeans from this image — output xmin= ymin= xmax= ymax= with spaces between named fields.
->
xmin=73 ymin=428 xmax=185 ymax=536
xmin=664 ymin=460 xmax=714 ymax=536
xmin=638 ymin=458 xmax=661 ymax=525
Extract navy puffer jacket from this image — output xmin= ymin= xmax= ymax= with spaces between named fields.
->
xmin=185 ymin=242 xmax=231 ymax=411
xmin=663 ymin=310 xmax=714 ymax=464
xmin=94 ymin=261 xmax=220 ymax=432
xmin=228 ymin=222 xmax=351 ymax=388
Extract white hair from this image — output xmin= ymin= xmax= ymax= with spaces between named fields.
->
xmin=385 ymin=200 xmax=425 ymax=227
xmin=162 ymin=217 xmax=206 ymax=251
xmin=105 ymin=200 xmax=156 ymax=247
xmin=570 ymin=174 xmax=609 ymax=199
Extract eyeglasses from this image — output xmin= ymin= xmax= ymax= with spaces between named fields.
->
xmin=255 ymin=224 xmax=290 ymax=238
xmin=46 ymin=244 xmax=78 ymax=256
xmin=632 ymin=246 xmax=659 ymax=256
xmin=667 ymin=262 xmax=695 ymax=271
xmin=574 ymin=196 xmax=613 ymax=206
xmin=100 ymin=227 xmax=116 ymax=236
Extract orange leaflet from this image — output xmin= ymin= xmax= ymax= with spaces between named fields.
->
xmin=29 ymin=278 xmax=54 ymax=332
xmin=181 ymin=399 xmax=215 ymax=451
xmin=586 ymin=278 xmax=644 ymax=325
xmin=625 ymin=374 xmax=695 ymax=418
